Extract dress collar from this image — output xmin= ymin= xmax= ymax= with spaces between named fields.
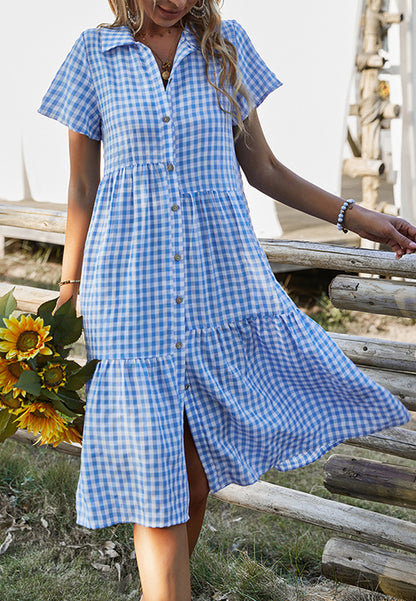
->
xmin=100 ymin=24 xmax=198 ymax=53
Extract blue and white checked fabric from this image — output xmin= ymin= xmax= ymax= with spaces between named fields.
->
xmin=38 ymin=20 xmax=411 ymax=529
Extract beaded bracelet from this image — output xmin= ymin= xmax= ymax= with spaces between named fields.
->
xmin=337 ymin=198 xmax=355 ymax=233
xmin=58 ymin=279 xmax=81 ymax=287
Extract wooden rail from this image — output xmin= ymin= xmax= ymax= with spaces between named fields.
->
xmin=0 ymin=203 xmax=415 ymax=278
xmin=331 ymin=275 xmax=416 ymax=318
xmin=322 ymin=538 xmax=416 ymax=600
xmin=213 ymin=481 xmax=416 ymax=554
xmin=260 ymin=240 xmax=416 ymax=278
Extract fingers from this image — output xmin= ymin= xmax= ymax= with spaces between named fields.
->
xmin=387 ymin=220 xmax=416 ymax=255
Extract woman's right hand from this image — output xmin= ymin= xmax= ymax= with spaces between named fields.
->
xmin=54 ymin=282 xmax=80 ymax=314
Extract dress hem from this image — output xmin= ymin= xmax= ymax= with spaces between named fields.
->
xmin=75 ymin=511 xmax=190 ymax=530
xmin=208 ymin=411 xmax=411 ymax=495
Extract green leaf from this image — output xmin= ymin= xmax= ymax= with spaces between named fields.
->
xmin=0 ymin=409 xmax=12 ymax=432
xmin=60 ymin=348 xmax=70 ymax=359
xmin=0 ymin=409 xmax=19 ymax=443
xmin=54 ymin=316 xmax=83 ymax=346
xmin=64 ymin=360 xmax=83 ymax=375
xmin=65 ymin=359 xmax=100 ymax=391
xmin=37 ymin=297 xmax=59 ymax=330
xmin=51 ymin=398 xmax=80 ymax=419
xmin=57 ymin=389 xmax=85 ymax=413
xmin=54 ymin=297 xmax=77 ymax=320
xmin=40 ymin=388 xmax=60 ymax=401
xmin=37 ymin=297 xmax=59 ymax=318
xmin=0 ymin=289 xmax=17 ymax=321
xmin=15 ymin=370 xmax=41 ymax=396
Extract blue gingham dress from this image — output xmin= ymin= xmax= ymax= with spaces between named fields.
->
xmin=38 ymin=19 xmax=411 ymax=529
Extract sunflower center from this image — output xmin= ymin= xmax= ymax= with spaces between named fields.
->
xmin=17 ymin=331 xmax=40 ymax=352
xmin=8 ymin=362 xmax=22 ymax=379
xmin=44 ymin=365 xmax=65 ymax=387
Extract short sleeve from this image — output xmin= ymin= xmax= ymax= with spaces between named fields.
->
xmin=37 ymin=31 xmax=102 ymax=141
xmin=227 ymin=20 xmax=283 ymax=121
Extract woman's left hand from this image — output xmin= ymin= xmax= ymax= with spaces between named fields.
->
xmin=344 ymin=204 xmax=416 ymax=258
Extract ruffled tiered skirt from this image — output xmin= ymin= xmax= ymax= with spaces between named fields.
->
xmin=76 ymin=172 xmax=411 ymax=528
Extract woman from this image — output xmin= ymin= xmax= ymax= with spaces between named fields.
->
xmin=38 ymin=1 xmax=415 ymax=599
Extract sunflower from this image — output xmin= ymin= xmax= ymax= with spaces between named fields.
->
xmin=39 ymin=362 xmax=67 ymax=393
xmin=0 ymin=391 xmax=22 ymax=412
xmin=0 ymin=315 xmax=53 ymax=361
xmin=0 ymin=358 xmax=28 ymax=398
xmin=13 ymin=402 xmax=66 ymax=447
xmin=60 ymin=424 xmax=83 ymax=445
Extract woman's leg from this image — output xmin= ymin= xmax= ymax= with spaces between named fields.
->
xmin=134 ymin=521 xmax=191 ymax=601
xmin=183 ymin=409 xmax=210 ymax=557
xmin=134 ymin=409 xmax=210 ymax=601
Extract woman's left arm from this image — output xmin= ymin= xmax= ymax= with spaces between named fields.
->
xmin=235 ymin=110 xmax=416 ymax=258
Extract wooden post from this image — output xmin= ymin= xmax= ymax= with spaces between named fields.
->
xmin=354 ymin=2 xmax=402 ymax=251
xmin=322 ymin=537 xmax=416 ymax=600
xmin=359 ymin=0 xmax=383 ymax=215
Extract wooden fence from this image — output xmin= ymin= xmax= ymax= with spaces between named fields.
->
xmin=2 ymin=210 xmax=416 ymax=597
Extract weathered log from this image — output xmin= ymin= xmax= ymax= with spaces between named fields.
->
xmin=0 ymin=225 xmax=65 ymax=247
xmin=323 ymin=454 xmax=416 ymax=508
xmin=376 ymin=200 xmax=399 ymax=216
xmin=345 ymin=420 xmax=416 ymax=460
xmin=330 ymin=332 xmax=416 ymax=373
xmin=10 ymin=429 xmax=81 ymax=457
xmin=259 ymin=240 xmax=416 ymax=279
xmin=330 ymin=275 xmax=416 ymax=318
xmin=343 ymin=158 xmax=384 ymax=178
xmin=382 ymin=103 xmax=401 ymax=119
xmin=0 ymin=203 xmax=66 ymax=233
xmin=359 ymin=0 xmax=383 ymax=219
xmin=380 ymin=12 xmax=404 ymax=26
xmin=359 ymin=366 xmax=416 ymax=409
xmin=0 ymin=282 xmax=81 ymax=314
xmin=322 ymin=537 xmax=416 ymax=600
xmin=356 ymin=53 xmax=386 ymax=70
xmin=349 ymin=103 xmax=400 ymax=119
xmin=213 ymin=480 xmax=416 ymax=553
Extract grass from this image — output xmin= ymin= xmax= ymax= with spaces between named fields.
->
xmin=0 ymin=438 xmax=414 ymax=601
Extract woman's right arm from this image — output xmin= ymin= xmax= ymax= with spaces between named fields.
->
xmin=56 ymin=129 xmax=101 ymax=310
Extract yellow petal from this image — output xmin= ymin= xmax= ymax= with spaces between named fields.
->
xmin=2 ymin=317 xmax=20 ymax=331
xmin=39 ymin=347 xmax=53 ymax=356
xmin=0 ymin=330 xmax=17 ymax=343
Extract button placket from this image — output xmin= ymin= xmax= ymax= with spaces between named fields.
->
xmin=167 ymin=155 xmax=185 ymax=356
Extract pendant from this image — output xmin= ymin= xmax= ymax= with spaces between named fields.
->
xmin=161 ymin=62 xmax=171 ymax=81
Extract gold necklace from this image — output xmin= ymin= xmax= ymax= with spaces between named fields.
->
xmin=138 ymin=28 xmax=181 ymax=81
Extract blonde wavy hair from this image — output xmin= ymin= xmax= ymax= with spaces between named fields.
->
xmin=100 ymin=0 xmax=252 ymax=139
